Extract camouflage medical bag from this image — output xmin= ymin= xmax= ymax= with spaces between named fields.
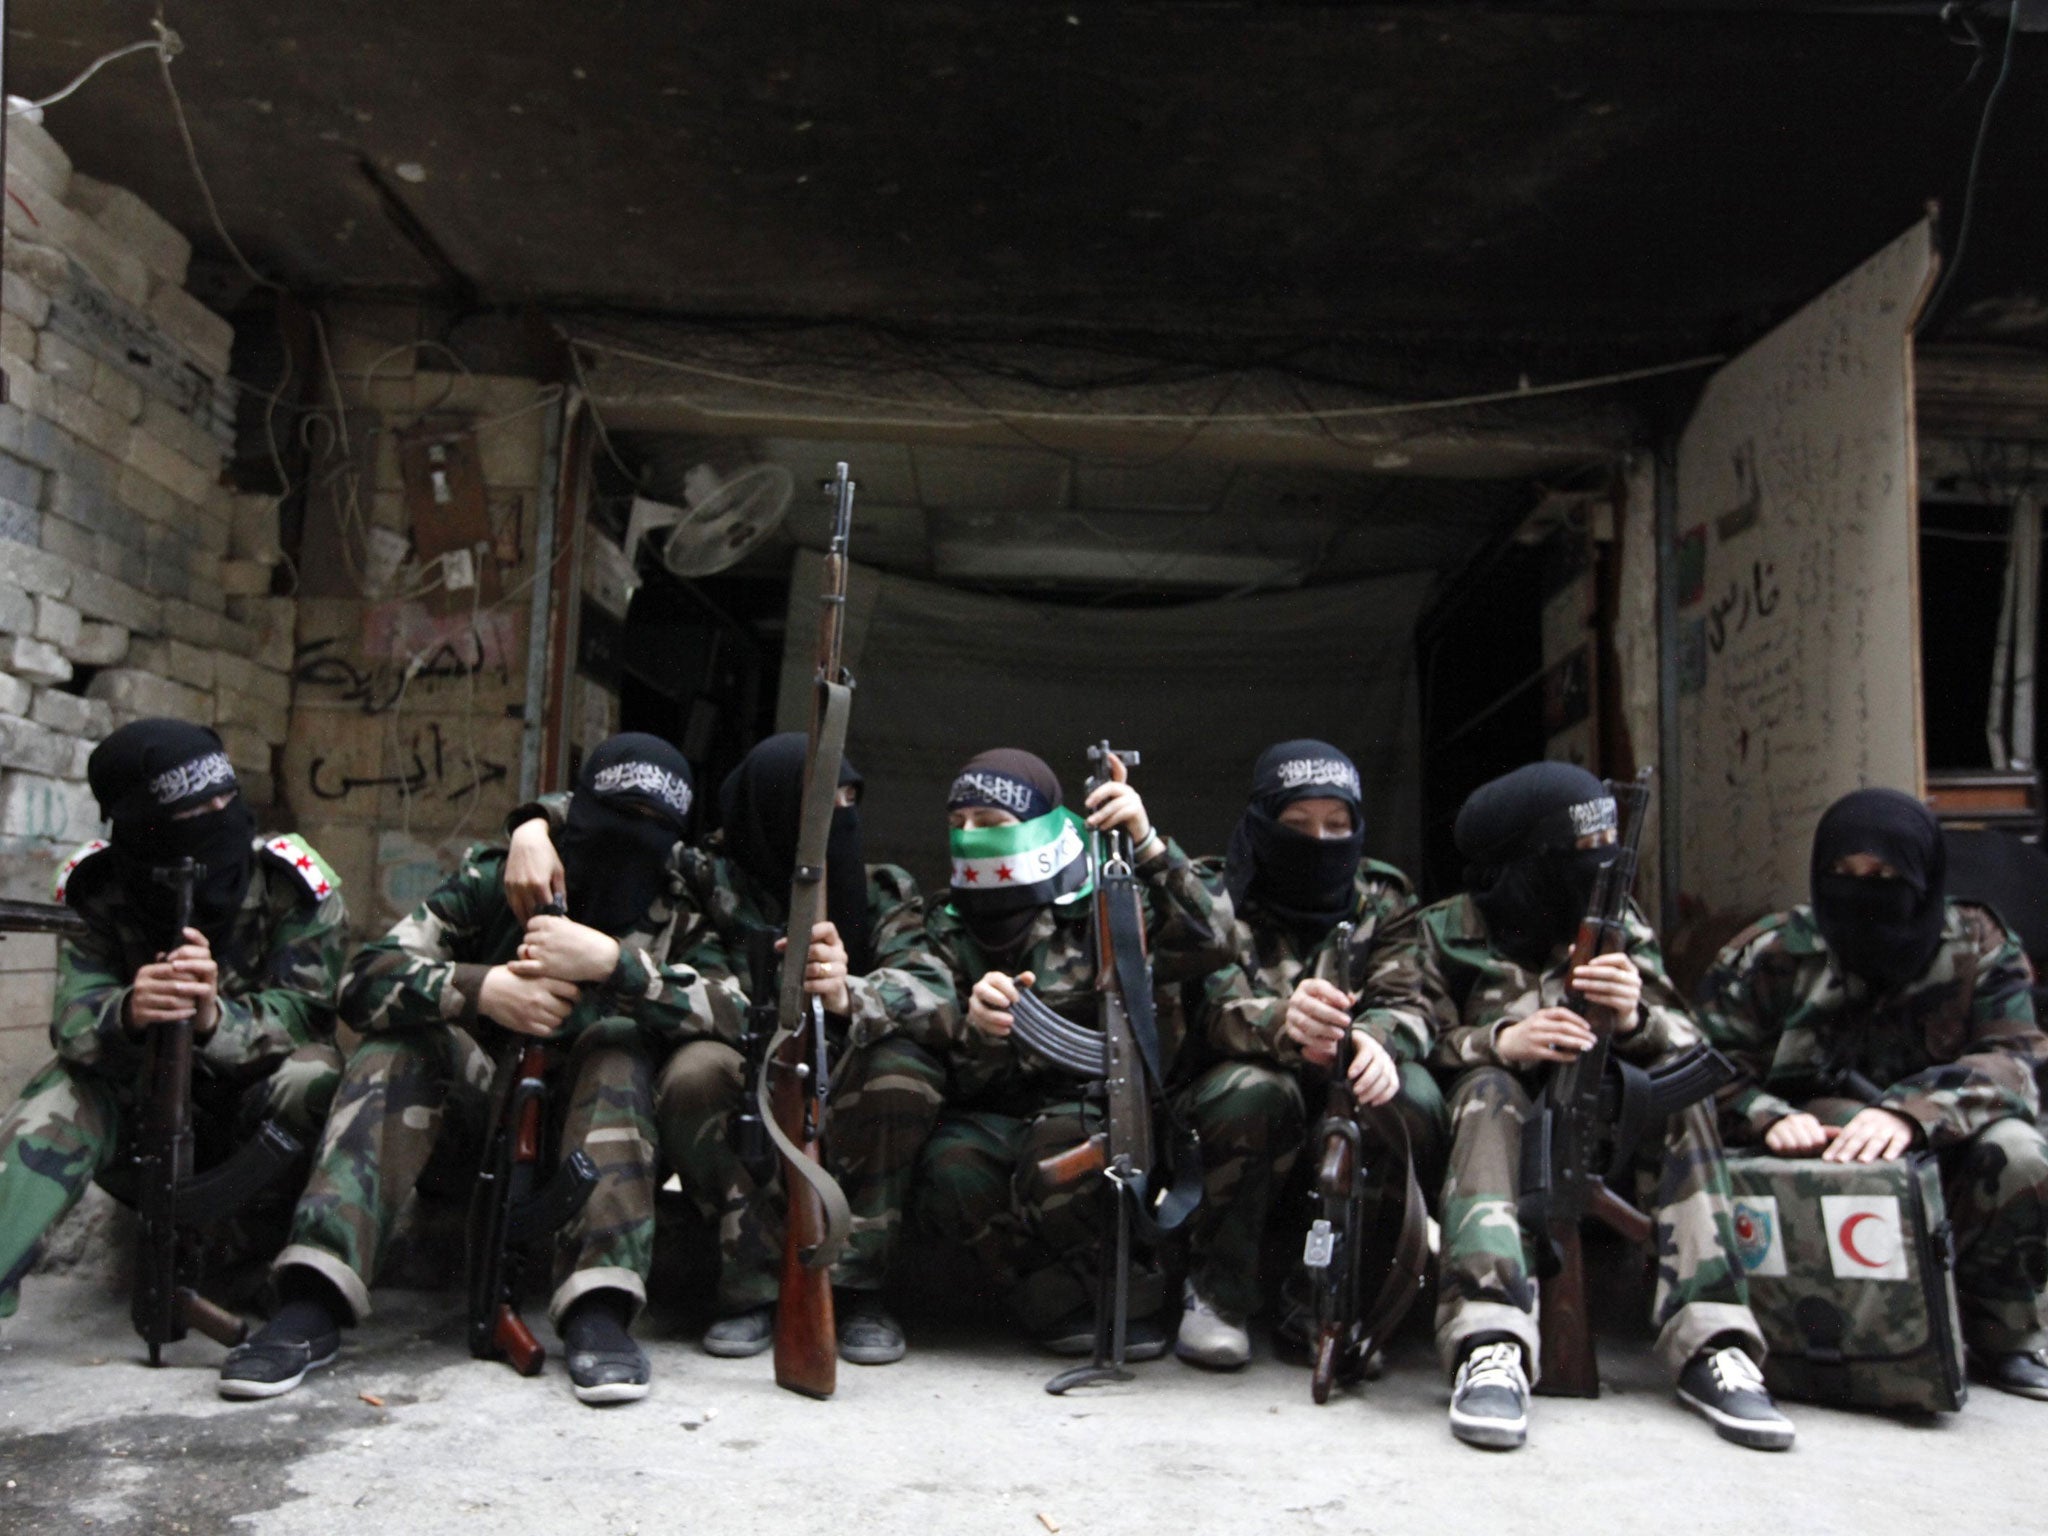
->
xmin=1724 ymin=1152 xmax=1966 ymax=1413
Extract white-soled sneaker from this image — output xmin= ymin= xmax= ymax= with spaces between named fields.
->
xmin=1677 ymin=1346 xmax=1795 ymax=1450
xmin=1449 ymin=1339 xmax=1530 ymax=1450
xmin=1173 ymin=1282 xmax=1250 ymax=1370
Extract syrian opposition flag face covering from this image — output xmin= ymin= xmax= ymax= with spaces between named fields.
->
xmin=949 ymin=805 xmax=1095 ymax=914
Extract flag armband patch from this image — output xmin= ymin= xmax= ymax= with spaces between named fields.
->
xmin=261 ymin=833 xmax=340 ymax=902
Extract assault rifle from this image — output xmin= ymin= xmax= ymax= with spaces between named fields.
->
xmin=131 ymin=857 xmax=304 ymax=1365
xmin=1518 ymin=767 xmax=1734 ymax=1397
xmin=1021 ymin=742 xmax=1201 ymax=1395
xmin=1301 ymin=922 xmax=1429 ymax=1404
xmin=466 ymin=899 xmax=599 ymax=1375
xmin=752 ymin=462 xmax=857 ymax=1398
xmin=0 ymin=897 xmax=89 ymax=940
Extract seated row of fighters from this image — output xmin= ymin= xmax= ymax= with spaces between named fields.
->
xmin=0 ymin=719 xmax=2041 ymax=1452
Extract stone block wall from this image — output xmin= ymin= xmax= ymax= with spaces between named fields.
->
xmin=0 ymin=117 xmax=291 ymax=1101
xmin=280 ymin=301 xmax=551 ymax=944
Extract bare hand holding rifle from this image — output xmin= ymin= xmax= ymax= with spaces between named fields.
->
xmin=130 ymin=857 xmax=302 ymax=1365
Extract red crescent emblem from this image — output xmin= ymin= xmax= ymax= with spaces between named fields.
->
xmin=1839 ymin=1210 xmax=1890 ymax=1269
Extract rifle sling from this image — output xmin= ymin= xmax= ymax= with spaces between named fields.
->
xmin=1354 ymin=1102 xmax=1431 ymax=1356
xmin=1103 ymin=871 xmax=1203 ymax=1233
xmin=760 ymin=675 xmax=856 ymax=1271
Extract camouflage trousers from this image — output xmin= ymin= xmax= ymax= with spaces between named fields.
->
xmin=658 ymin=1034 xmax=947 ymax=1311
xmin=1798 ymin=1099 xmax=2048 ymax=1354
xmin=914 ymin=1062 xmax=1303 ymax=1333
xmin=0 ymin=1044 xmax=341 ymax=1318
xmin=1436 ymin=1065 xmax=1763 ymax=1383
xmin=277 ymin=1018 xmax=660 ymax=1328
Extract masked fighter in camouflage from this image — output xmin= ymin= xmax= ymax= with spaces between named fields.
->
xmin=1697 ymin=786 xmax=2048 ymax=1400
xmin=219 ymin=733 xmax=735 ymax=1405
xmin=502 ymin=732 xmax=956 ymax=1366
xmin=1194 ymin=740 xmax=1445 ymax=1363
xmin=913 ymin=748 xmax=1258 ymax=1362
xmin=0 ymin=720 xmax=345 ymax=1331
xmin=1366 ymin=762 xmax=1792 ymax=1450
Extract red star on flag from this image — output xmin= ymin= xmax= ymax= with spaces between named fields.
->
xmin=314 ymin=880 xmax=331 ymax=896
xmin=960 ymin=866 xmax=980 ymax=883
xmin=295 ymin=855 xmax=314 ymax=871
xmin=995 ymin=864 xmax=1014 ymax=882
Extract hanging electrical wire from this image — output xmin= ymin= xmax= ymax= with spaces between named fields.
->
xmin=1917 ymin=8 xmax=2025 ymax=333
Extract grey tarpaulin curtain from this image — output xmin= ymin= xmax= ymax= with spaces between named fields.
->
xmin=778 ymin=551 xmax=1428 ymax=892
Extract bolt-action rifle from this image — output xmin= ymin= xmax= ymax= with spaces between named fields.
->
xmin=130 ymin=857 xmax=304 ymax=1365
xmin=749 ymin=462 xmax=857 ymax=1398
xmin=1301 ymin=921 xmax=1429 ymax=1404
xmin=1019 ymin=742 xmax=1202 ymax=1395
xmin=1519 ymin=767 xmax=1734 ymax=1397
xmin=465 ymin=898 xmax=599 ymax=1375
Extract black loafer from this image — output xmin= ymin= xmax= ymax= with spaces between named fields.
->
xmin=701 ymin=1305 xmax=775 ymax=1358
xmin=569 ymin=1337 xmax=652 ymax=1405
xmin=837 ymin=1295 xmax=907 ymax=1365
xmin=218 ymin=1331 xmax=339 ymax=1400
xmin=1982 ymin=1349 xmax=2048 ymax=1400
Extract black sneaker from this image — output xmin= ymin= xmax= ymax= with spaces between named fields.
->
xmin=218 ymin=1327 xmax=340 ymax=1400
xmin=1981 ymin=1349 xmax=2048 ymax=1401
xmin=701 ymin=1305 xmax=775 ymax=1358
xmin=837 ymin=1294 xmax=906 ymax=1366
xmin=1677 ymin=1346 xmax=1795 ymax=1450
xmin=1448 ymin=1339 xmax=1529 ymax=1450
xmin=1034 ymin=1307 xmax=1169 ymax=1362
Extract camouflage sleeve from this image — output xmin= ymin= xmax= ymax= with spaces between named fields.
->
xmin=1137 ymin=835 xmax=1235 ymax=983
xmin=1612 ymin=910 xmax=1704 ymax=1064
xmin=597 ymin=918 xmax=750 ymax=1047
xmin=1196 ymin=947 xmax=1293 ymax=1065
xmin=1358 ymin=907 xmax=1462 ymax=1068
xmin=339 ymin=849 xmax=504 ymax=1034
xmin=840 ymin=865 xmax=962 ymax=1051
xmin=49 ymin=923 xmax=146 ymax=1078
xmin=198 ymin=888 xmax=347 ymax=1074
xmin=1879 ymin=909 xmax=2047 ymax=1145
xmin=1693 ymin=927 xmax=1801 ymax=1140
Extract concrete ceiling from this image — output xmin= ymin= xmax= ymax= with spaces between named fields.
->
xmin=14 ymin=3 xmax=2048 ymax=384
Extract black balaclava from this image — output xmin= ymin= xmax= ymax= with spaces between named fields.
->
xmin=1455 ymin=762 xmax=1619 ymax=968
xmin=1223 ymin=739 xmax=1366 ymax=941
xmin=1810 ymin=787 xmax=1946 ymax=991
xmin=946 ymin=748 xmax=1066 ymax=960
xmin=718 ymin=732 xmax=871 ymax=972
xmin=87 ymin=719 xmax=256 ymax=952
xmin=558 ymin=732 xmax=694 ymax=937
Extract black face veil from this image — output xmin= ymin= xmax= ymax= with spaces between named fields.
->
xmin=1222 ymin=739 xmax=1365 ymax=940
xmin=1455 ymin=761 xmax=1618 ymax=967
xmin=1809 ymin=786 xmax=1946 ymax=990
xmin=718 ymin=732 xmax=871 ymax=972
xmin=86 ymin=719 xmax=256 ymax=951
xmin=559 ymin=733 xmax=694 ymax=937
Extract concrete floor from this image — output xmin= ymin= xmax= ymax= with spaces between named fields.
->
xmin=1 ymin=1272 xmax=2040 ymax=1536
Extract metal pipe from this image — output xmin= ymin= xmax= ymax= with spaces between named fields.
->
xmin=518 ymin=389 xmax=568 ymax=800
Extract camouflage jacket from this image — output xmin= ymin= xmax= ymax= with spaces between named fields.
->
xmin=339 ymin=842 xmax=743 ymax=1047
xmin=1190 ymin=856 xmax=1418 ymax=1067
xmin=510 ymin=796 xmax=954 ymax=1050
xmin=1364 ymin=892 xmax=1699 ymax=1077
xmin=1695 ymin=899 xmax=2046 ymax=1149
xmin=924 ymin=835 xmax=1236 ymax=1108
xmin=50 ymin=833 xmax=347 ymax=1086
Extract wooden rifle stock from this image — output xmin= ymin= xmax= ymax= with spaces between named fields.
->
xmin=1036 ymin=1132 xmax=1109 ymax=1191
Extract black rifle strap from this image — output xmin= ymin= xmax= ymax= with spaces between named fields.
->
xmin=1355 ymin=1103 xmax=1431 ymax=1354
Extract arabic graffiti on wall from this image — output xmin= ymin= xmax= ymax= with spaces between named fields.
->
xmin=293 ymin=602 xmax=519 ymax=716
xmin=306 ymin=720 xmax=509 ymax=802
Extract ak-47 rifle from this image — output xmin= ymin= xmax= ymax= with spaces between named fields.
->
xmin=466 ymin=898 xmax=599 ymax=1375
xmin=1519 ymin=767 xmax=1734 ymax=1397
xmin=751 ymin=462 xmax=857 ymax=1399
xmin=1301 ymin=923 xmax=1429 ymax=1404
xmin=0 ymin=897 xmax=89 ymax=940
xmin=131 ymin=857 xmax=304 ymax=1365
xmin=1020 ymin=742 xmax=1201 ymax=1396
